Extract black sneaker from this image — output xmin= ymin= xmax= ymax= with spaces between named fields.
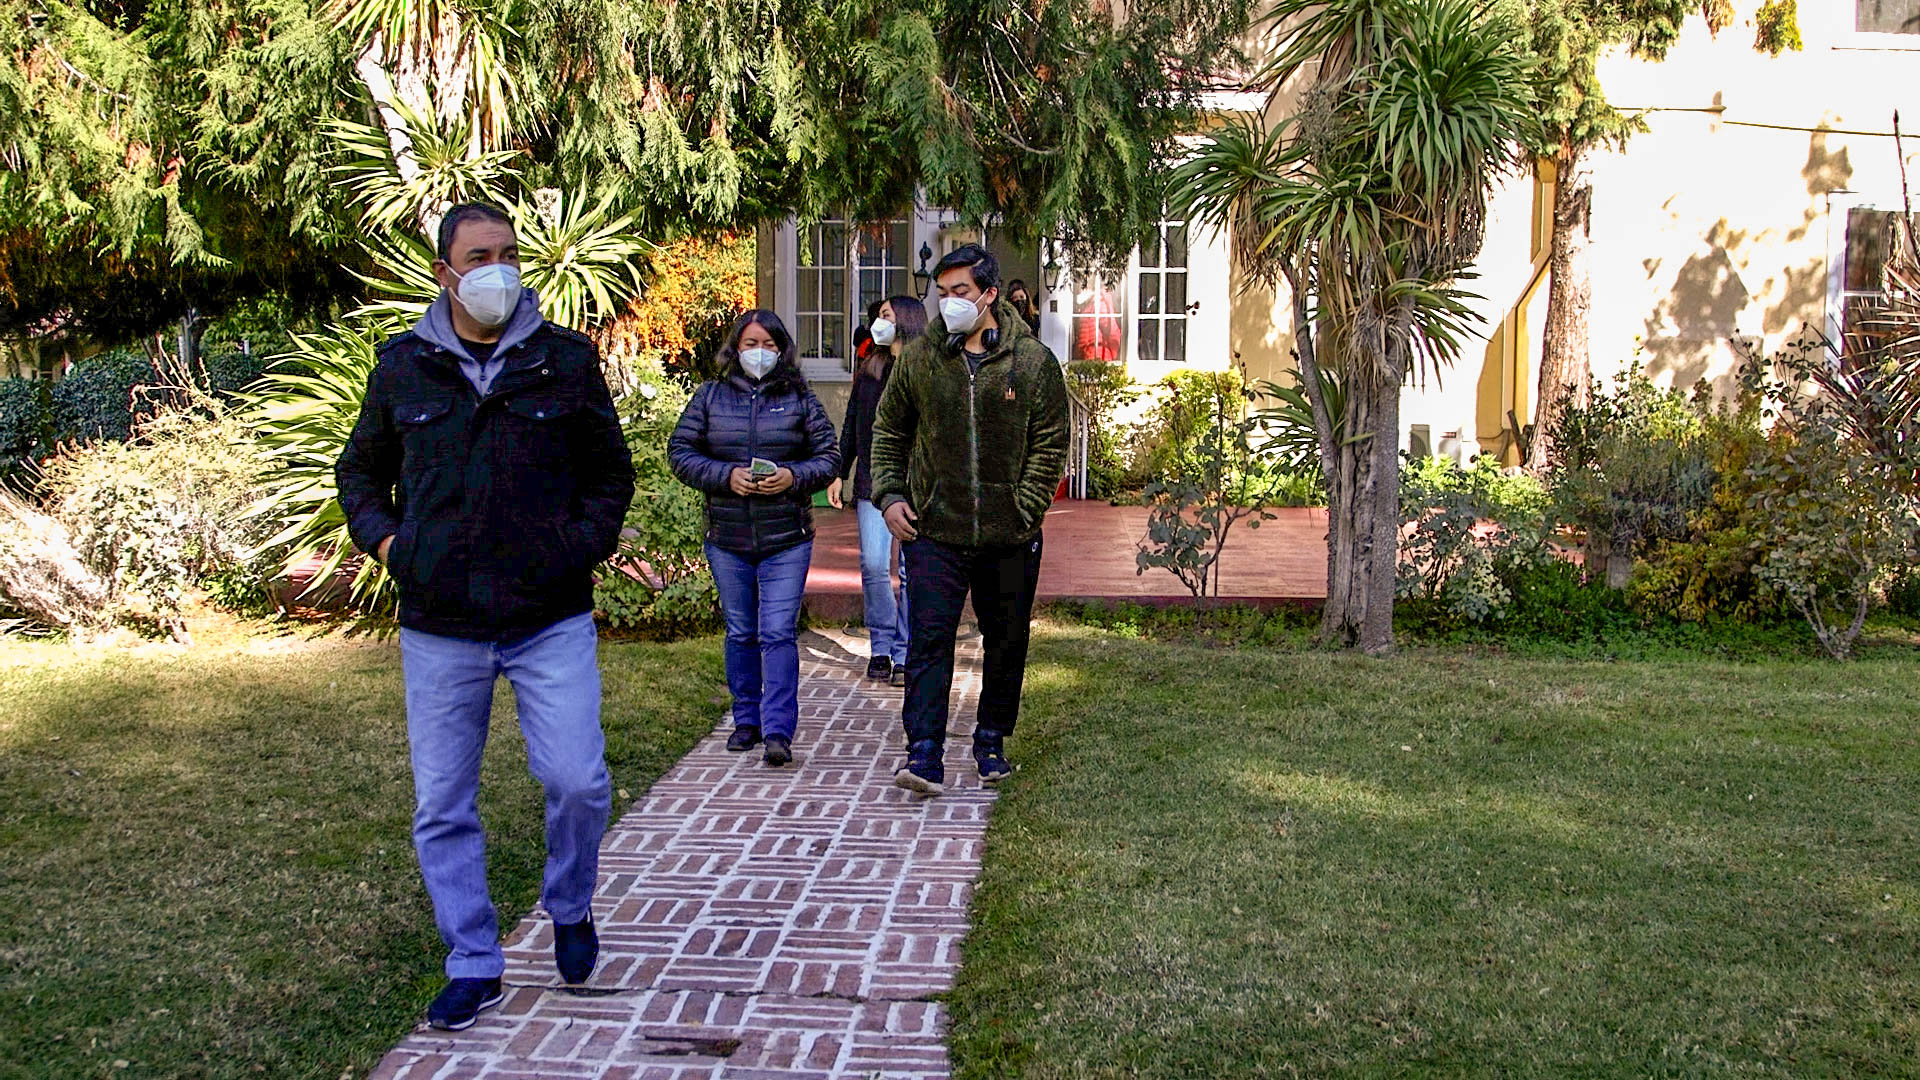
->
xmin=866 ymin=655 xmax=892 ymax=680
xmin=763 ymin=734 xmax=793 ymax=767
xmin=726 ymin=725 xmax=761 ymax=752
xmin=554 ymin=916 xmax=598 ymax=985
xmin=974 ymin=730 xmax=1012 ymax=784
xmin=888 ymin=667 xmax=908 ymax=689
xmin=893 ymin=739 xmax=945 ymax=795
xmin=427 ymin=977 xmax=505 ymax=1031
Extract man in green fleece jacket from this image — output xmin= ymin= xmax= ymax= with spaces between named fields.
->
xmin=870 ymin=243 xmax=1070 ymax=796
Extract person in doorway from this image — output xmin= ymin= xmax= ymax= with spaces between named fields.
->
xmin=668 ymin=310 xmax=840 ymax=768
xmin=1005 ymin=279 xmax=1040 ymax=334
xmin=827 ymin=295 xmax=928 ymax=687
xmin=870 ymin=244 xmax=1069 ymax=796
xmin=335 ymin=202 xmax=635 ymax=1031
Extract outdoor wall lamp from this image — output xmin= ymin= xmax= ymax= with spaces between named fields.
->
xmin=1042 ymin=239 xmax=1062 ymax=291
xmin=912 ymin=241 xmax=934 ymax=289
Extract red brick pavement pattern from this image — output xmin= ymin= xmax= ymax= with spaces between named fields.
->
xmin=369 ymin=631 xmax=989 ymax=1080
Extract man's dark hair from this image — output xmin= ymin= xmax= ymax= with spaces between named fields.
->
xmin=933 ymin=243 xmax=999 ymax=292
xmin=437 ymin=202 xmax=515 ymax=263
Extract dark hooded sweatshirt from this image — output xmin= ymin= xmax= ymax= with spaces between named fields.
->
xmin=869 ymin=301 xmax=1069 ymax=548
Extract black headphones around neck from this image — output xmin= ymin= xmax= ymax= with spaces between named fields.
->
xmin=948 ymin=327 xmax=1002 ymax=353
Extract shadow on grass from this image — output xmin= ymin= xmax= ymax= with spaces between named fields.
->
xmin=0 ymin=634 xmax=724 ymax=1080
xmin=950 ymin=629 xmax=1920 ymax=1078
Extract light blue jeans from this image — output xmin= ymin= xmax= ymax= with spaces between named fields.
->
xmin=855 ymin=499 xmax=909 ymax=665
xmin=399 ymin=612 xmax=610 ymax=979
xmin=706 ymin=540 xmax=813 ymax=740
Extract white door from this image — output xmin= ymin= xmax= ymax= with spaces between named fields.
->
xmin=1127 ymin=217 xmax=1231 ymax=384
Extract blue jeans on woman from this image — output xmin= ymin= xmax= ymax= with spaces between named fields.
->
xmin=854 ymin=499 xmax=909 ymax=665
xmin=706 ymin=539 xmax=814 ymax=739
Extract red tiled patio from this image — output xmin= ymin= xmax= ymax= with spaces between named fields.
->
xmin=803 ymin=501 xmax=1330 ymax=621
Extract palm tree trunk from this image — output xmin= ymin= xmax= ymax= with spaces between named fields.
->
xmin=1530 ymin=143 xmax=1593 ymax=471
xmin=1360 ymin=368 xmax=1400 ymax=655
xmin=1322 ymin=375 xmax=1394 ymax=648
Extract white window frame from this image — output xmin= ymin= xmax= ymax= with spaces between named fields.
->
xmin=773 ymin=213 xmax=923 ymax=382
xmin=1830 ymin=0 xmax=1920 ymax=50
xmin=1130 ymin=218 xmax=1194 ymax=370
xmin=1824 ymin=191 xmax=1910 ymax=348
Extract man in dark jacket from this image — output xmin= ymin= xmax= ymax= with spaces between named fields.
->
xmin=334 ymin=202 xmax=635 ymax=1031
xmin=871 ymin=244 xmax=1069 ymax=796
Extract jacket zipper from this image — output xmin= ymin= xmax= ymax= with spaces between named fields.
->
xmin=967 ymin=362 xmax=981 ymax=546
xmin=748 ymin=385 xmax=761 ymax=553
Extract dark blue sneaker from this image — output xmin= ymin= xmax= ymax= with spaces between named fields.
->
xmin=893 ymin=739 xmax=945 ymax=795
xmin=973 ymin=730 xmax=1012 ymax=784
xmin=427 ymin=977 xmax=504 ymax=1031
xmin=554 ymin=916 xmax=597 ymax=984
xmin=763 ymin=734 xmax=793 ymax=767
xmin=726 ymin=725 xmax=761 ymax=752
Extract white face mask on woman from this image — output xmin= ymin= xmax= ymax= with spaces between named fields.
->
xmin=452 ymin=262 xmax=522 ymax=328
xmin=740 ymin=347 xmax=779 ymax=380
xmin=869 ymin=318 xmax=897 ymax=346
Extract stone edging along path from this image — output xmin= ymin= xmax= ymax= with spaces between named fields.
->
xmin=372 ymin=627 xmax=992 ymax=1080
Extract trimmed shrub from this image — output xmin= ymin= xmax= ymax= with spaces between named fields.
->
xmin=50 ymin=349 xmax=156 ymax=444
xmin=0 ymin=378 xmax=50 ymax=481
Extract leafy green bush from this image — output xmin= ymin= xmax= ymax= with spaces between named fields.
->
xmin=1135 ymin=379 xmax=1278 ymax=601
xmin=0 ymin=378 xmax=50 ymax=481
xmin=1129 ymin=371 xmax=1249 ymax=486
xmin=594 ymin=368 xmax=719 ymax=637
xmin=1397 ymin=454 xmax=1553 ymax=625
xmin=26 ymin=401 xmax=281 ymax=636
xmin=1747 ymin=408 xmax=1919 ymax=659
xmin=1624 ymin=400 xmax=1783 ymax=625
xmin=50 ymin=350 xmax=158 ymax=444
xmin=201 ymin=350 xmax=273 ymax=399
xmin=1549 ymin=366 xmax=1715 ymax=588
xmin=1065 ymin=361 xmax=1142 ymax=500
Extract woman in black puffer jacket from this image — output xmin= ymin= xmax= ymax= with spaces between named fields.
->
xmin=668 ymin=310 xmax=840 ymax=767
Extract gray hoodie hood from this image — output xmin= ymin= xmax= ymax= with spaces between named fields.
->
xmin=412 ymin=287 xmax=545 ymax=360
xmin=412 ymin=288 xmax=545 ymax=396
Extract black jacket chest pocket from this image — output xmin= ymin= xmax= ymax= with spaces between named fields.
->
xmin=501 ymin=395 xmax=580 ymax=464
xmin=393 ymin=396 xmax=458 ymax=466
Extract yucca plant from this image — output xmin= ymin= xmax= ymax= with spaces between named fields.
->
xmin=1169 ymin=0 xmax=1536 ymax=652
xmin=511 ymin=186 xmax=651 ymax=331
xmin=330 ymin=107 xmax=524 ymax=233
xmin=242 ymin=322 xmax=396 ymax=610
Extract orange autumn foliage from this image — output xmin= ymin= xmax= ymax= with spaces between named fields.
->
xmin=597 ymin=232 xmax=756 ymax=390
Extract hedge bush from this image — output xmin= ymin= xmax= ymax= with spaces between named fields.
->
xmin=50 ymin=350 xmax=156 ymax=444
xmin=0 ymin=378 xmax=50 ymax=480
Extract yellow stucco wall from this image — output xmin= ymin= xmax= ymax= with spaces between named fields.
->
xmin=1243 ymin=4 xmax=1920 ymax=457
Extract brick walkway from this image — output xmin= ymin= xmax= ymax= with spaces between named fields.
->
xmin=371 ymin=627 xmax=990 ymax=1080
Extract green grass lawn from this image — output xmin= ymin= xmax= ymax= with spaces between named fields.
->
xmin=951 ymin=624 xmax=1920 ymax=1078
xmin=0 ymin=626 xmax=725 ymax=1080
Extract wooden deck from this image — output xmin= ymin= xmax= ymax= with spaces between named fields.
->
xmin=803 ymin=502 xmax=1330 ymax=620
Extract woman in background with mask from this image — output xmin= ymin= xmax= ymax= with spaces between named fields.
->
xmin=669 ymin=310 xmax=840 ymax=767
xmin=827 ymin=296 xmax=927 ymax=687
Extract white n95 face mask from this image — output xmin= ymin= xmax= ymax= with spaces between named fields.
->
xmin=453 ymin=263 xmax=522 ymax=328
xmin=941 ymin=295 xmax=983 ymax=334
xmin=740 ymin=347 xmax=779 ymax=379
xmin=869 ymin=318 xmax=896 ymax=346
